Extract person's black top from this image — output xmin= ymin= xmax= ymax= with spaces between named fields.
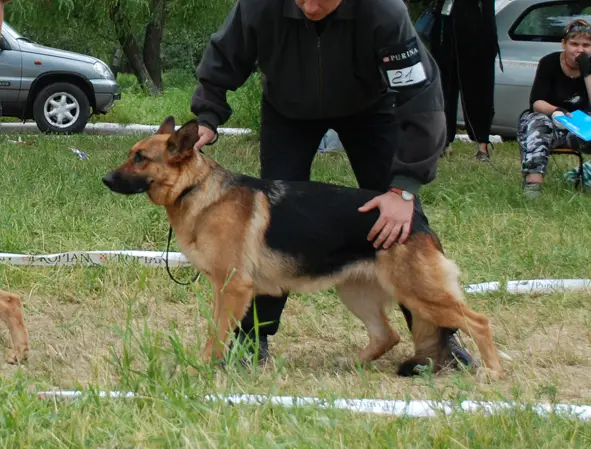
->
xmin=529 ymin=51 xmax=589 ymax=112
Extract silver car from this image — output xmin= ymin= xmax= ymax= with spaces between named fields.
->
xmin=454 ymin=0 xmax=591 ymax=139
xmin=0 ymin=21 xmax=121 ymax=134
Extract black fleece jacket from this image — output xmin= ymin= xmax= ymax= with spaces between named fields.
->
xmin=191 ymin=0 xmax=446 ymax=195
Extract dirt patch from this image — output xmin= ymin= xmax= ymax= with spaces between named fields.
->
xmin=1 ymin=290 xmax=589 ymax=405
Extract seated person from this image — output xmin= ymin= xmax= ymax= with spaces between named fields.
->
xmin=517 ymin=19 xmax=591 ymax=198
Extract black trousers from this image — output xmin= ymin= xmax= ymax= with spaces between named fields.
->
xmin=431 ymin=7 xmax=497 ymax=147
xmin=237 ymin=96 xmax=441 ymax=338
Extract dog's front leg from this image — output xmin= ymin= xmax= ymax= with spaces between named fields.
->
xmin=203 ymin=275 xmax=254 ymax=364
xmin=0 ymin=291 xmax=30 ymax=364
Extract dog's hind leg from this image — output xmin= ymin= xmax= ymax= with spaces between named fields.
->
xmin=0 ymin=290 xmax=30 ymax=364
xmin=383 ymin=242 xmax=504 ymax=380
xmin=406 ymin=298 xmax=503 ymax=380
xmin=336 ymin=280 xmax=400 ymax=364
xmin=203 ymin=275 xmax=254 ymax=363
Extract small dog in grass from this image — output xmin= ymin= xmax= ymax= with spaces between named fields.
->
xmin=103 ymin=116 xmax=504 ymax=380
xmin=0 ymin=290 xmax=30 ymax=364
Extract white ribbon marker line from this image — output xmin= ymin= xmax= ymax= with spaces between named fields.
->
xmin=454 ymin=133 xmax=503 ymax=143
xmin=36 ymin=390 xmax=591 ymax=421
xmin=1 ymin=251 xmax=590 ymax=294
xmin=0 ymin=122 xmax=502 ymax=142
xmin=0 ymin=250 xmax=190 ymax=267
xmin=464 ymin=278 xmax=591 ymax=294
xmin=0 ymin=122 xmax=252 ymax=136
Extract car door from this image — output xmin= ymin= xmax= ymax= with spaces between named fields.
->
xmin=0 ymin=28 xmax=23 ymax=115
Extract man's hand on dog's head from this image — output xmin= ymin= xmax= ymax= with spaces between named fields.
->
xmin=358 ymin=192 xmax=414 ymax=249
xmin=193 ymin=125 xmax=217 ymax=151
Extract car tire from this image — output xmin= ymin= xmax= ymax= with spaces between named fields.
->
xmin=33 ymin=83 xmax=90 ymax=134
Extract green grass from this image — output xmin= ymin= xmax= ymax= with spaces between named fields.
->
xmin=0 ymin=122 xmax=590 ymax=445
xmin=90 ymin=70 xmax=263 ymax=132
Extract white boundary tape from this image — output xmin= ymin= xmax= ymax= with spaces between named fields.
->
xmin=454 ymin=133 xmax=503 ymax=143
xmin=1 ymin=251 xmax=590 ymax=294
xmin=0 ymin=122 xmax=502 ymax=142
xmin=464 ymin=278 xmax=591 ymax=294
xmin=0 ymin=250 xmax=189 ymax=267
xmin=36 ymin=390 xmax=591 ymax=421
xmin=0 ymin=122 xmax=252 ymax=136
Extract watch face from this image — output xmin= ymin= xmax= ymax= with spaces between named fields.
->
xmin=402 ymin=191 xmax=414 ymax=201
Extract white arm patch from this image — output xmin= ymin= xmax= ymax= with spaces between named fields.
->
xmin=386 ymin=62 xmax=427 ymax=87
xmin=378 ymin=37 xmax=428 ymax=90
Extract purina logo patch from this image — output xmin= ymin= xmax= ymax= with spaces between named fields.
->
xmin=382 ymin=47 xmax=420 ymax=63
xmin=378 ymin=37 xmax=426 ymax=88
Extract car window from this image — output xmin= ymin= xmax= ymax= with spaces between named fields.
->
xmin=510 ymin=1 xmax=591 ymax=42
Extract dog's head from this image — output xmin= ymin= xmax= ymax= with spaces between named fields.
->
xmin=103 ymin=116 xmax=205 ymax=206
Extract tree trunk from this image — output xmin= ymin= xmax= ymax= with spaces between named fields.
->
xmin=109 ymin=0 xmax=161 ymax=95
xmin=143 ymin=0 xmax=166 ymax=91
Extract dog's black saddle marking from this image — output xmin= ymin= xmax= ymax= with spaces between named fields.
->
xmin=234 ymin=175 xmax=433 ymax=277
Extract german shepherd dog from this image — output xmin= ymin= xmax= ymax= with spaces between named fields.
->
xmin=103 ymin=117 xmax=504 ymax=380
xmin=0 ymin=290 xmax=29 ymax=364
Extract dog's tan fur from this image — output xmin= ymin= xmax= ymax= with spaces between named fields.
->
xmin=104 ymin=117 xmax=504 ymax=379
xmin=0 ymin=290 xmax=30 ymax=364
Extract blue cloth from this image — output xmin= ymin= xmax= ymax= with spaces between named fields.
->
xmin=318 ymin=129 xmax=344 ymax=152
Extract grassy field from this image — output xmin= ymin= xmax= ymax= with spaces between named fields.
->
xmin=89 ymin=71 xmax=263 ymax=132
xmin=0 ymin=117 xmax=590 ymax=445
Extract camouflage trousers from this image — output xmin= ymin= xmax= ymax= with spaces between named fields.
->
xmin=517 ymin=111 xmax=589 ymax=175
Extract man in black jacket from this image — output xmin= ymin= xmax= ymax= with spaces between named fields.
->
xmin=191 ymin=0 xmax=472 ymax=374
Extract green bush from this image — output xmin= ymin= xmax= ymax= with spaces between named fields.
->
xmin=227 ymin=71 xmax=263 ymax=135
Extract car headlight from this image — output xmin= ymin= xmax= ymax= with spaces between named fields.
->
xmin=93 ymin=61 xmax=114 ymax=80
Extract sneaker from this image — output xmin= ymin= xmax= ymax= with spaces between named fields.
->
xmin=523 ymin=182 xmax=542 ymax=199
xmin=445 ymin=332 xmax=473 ymax=369
xmin=396 ymin=331 xmax=473 ymax=377
xmin=472 ymin=149 xmax=490 ymax=162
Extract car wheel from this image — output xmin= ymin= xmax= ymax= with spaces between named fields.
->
xmin=33 ymin=83 xmax=90 ymax=134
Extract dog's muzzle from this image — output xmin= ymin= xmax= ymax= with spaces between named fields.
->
xmin=103 ymin=171 xmax=151 ymax=194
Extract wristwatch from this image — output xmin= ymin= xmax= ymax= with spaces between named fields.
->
xmin=390 ymin=187 xmax=415 ymax=201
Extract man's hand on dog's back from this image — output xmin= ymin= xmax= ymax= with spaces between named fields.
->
xmin=358 ymin=191 xmax=414 ymax=249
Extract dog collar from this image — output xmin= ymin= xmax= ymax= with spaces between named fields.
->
xmin=176 ymin=184 xmax=199 ymax=203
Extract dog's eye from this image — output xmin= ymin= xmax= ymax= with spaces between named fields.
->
xmin=134 ymin=152 xmax=146 ymax=163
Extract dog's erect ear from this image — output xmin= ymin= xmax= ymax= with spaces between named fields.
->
xmin=174 ymin=119 xmax=201 ymax=153
xmin=157 ymin=116 xmax=176 ymax=135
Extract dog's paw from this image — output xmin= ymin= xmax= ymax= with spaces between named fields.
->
xmin=476 ymin=367 xmax=504 ymax=382
xmin=6 ymin=346 xmax=29 ymax=365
